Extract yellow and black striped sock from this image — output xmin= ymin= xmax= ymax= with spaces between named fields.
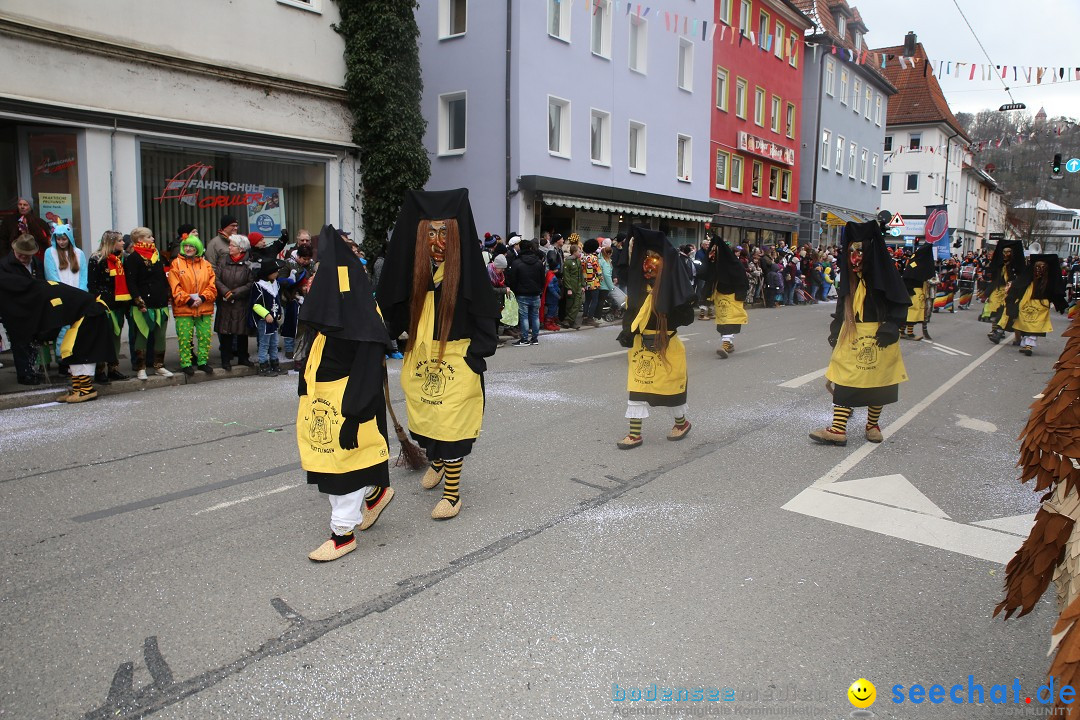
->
xmin=830 ymin=405 xmax=852 ymax=433
xmin=673 ymin=415 xmax=689 ymax=430
xmin=441 ymin=460 xmax=462 ymax=506
xmin=866 ymin=405 xmax=882 ymax=429
xmin=905 ymin=323 xmax=914 ymax=335
xmin=628 ymin=418 xmax=643 ymax=439
xmin=73 ymin=375 xmax=93 ymax=395
xmin=364 ymin=486 xmax=383 ymax=504
xmin=430 ymin=459 xmax=444 ymax=474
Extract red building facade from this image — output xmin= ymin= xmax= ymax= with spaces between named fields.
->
xmin=711 ymin=0 xmax=811 ymax=246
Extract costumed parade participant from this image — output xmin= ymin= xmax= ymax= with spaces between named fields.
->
xmin=0 ymin=234 xmax=115 ymax=402
xmin=615 ymin=225 xmax=697 ymax=449
xmin=707 ymin=235 xmax=749 ymax=359
xmin=810 ymin=220 xmax=909 ymax=447
xmin=297 ymin=226 xmax=396 ymax=562
xmin=1000 ymin=254 xmax=1067 ymax=356
xmin=995 ymin=311 xmax=1080 ymax=718
xmin=377 ymin=189 xmax=501 ymax=520
xmin=983 ymin=239 xmax=1025 ymax=343
xmin=901 ymin=241 xmax=934 ymax=339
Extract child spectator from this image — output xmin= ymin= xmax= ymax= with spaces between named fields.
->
xmin=252 ymin=259 xmax=286 ymax=376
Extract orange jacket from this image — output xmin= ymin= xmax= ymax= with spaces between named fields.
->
xmin=169 ymin=255 xmax=217 ymax=317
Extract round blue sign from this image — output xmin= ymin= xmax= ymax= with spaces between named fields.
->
xmin=255 ymin=214 xmax=275 ymax=233
xmin=1066 ymin=158 xmax=1080 ymax=174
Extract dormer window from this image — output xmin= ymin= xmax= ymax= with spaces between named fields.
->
xmin=854 ymin=32 xmax=861 ymax=52
xmin=836 ymin=15 xmax=846 ymax=39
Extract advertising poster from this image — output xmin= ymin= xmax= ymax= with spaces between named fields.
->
xmin=38 ymin=193 xmax=73 ymax=226
xmin=248 ymin=188 xmax=285 ymax=238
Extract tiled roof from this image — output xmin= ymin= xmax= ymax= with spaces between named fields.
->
xmin=791 ymin=0 xmax=894 ymax=91
xmin=872 ymin=41 xmax=970 ymax=142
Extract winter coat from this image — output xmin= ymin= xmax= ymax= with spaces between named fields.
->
xmin=203 ymin=232 xmax=232 ymax=270
xmin=169 ymin=255 xmax=217 ymax=317
xmin=505 ymin=251 xmax=547 ymax=297
xmin=214 ymin=253 xmax=253 ymax=334
xmin=563 ymin=254 xmax=583 ymax=294
xmin=44 ymin=246 xmax=87 ymax=290
xmin=599 ymin=256 xmax=614 ymax=291
xmin=124 ymin=247 xmax=171 ymax=309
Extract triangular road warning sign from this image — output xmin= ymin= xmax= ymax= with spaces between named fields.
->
xmin=888 ymin=213 xmax=905 ymax=228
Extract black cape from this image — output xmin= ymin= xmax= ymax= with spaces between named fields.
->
xmin=623 ymin=225 xmax=696 ymax=333
xmin=708 ymin=238 xmax=749 ymax=299
xmin=902 ymin=242 xmax=936 ymax=284
xmin=1004 ymin=254 xmax=1068 ymax=322
xmin=299 ymin=225 xmax=392 ymax=348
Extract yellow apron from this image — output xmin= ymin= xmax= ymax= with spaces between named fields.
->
xmin=825 ymin=281 xmax=907 ymax=388
xmin=713 ymin=291 xmax=748 ymax=326
xmin=626 ymin=293 xmax=687 ymax=396
xmin=982 ymin=269 xmax=1010 ymax=317
xmin=1006 ymin=284 xmax=1052 ymax=334
xmin=296 ymin=333 xmax=389 ymax=473
xmin=401 ymin=265 xmax=484 ymax=441
xmin=906 ymin=286 xmax=925 ymax=323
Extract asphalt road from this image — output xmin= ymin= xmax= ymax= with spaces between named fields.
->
xmin=0 ymin=302 xmax=1066 ymax=720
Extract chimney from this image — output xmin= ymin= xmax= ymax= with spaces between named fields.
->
xmin=903 ymin=31 xmax=917 ymax=56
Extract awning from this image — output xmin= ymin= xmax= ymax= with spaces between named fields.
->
xmin=542 ymin=193 xmax=712 ymax=223
xmin=825 ymin=210 xmax=859 ymax=226
xmin=711 ymin=200 xmax=802 ymax=233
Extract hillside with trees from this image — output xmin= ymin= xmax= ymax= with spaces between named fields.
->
xmin=958 ymin=109 xmax=1080 ymax=209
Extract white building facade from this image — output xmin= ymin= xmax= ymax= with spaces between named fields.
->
xmin=0 ymin=0 xmax=360 ymax=255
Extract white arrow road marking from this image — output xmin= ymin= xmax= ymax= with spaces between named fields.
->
xmin=932 ymin=345 xmax=962 ymax=356
xmin=194 ymin=483 xmax=302 ymax=515
xmin=972 ymin=514 xmax=1037 ymax=537
xmin=779 ymin=367 xmax=827 ymax=389
xmin=956 ymin=414 xmax=997 ymax=433
xmin=824 ymin=474 xmax=950 ymax=519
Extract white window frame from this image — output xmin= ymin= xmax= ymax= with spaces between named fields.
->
xmin=628 ymin=120 xmax=646 ymax=174
xmin=591 ymin=0 xmax=612 ymax=58
xmin=770 ymin=95 xmax=781 ymax=133
xmin=852 ymin=78 xmax=860 ymax=113
xmin=906 ymin=172 xmax=919 ymax=192
xmin=438 ymin=0 xmax=467 ymax=39
xmin=735 ymin=77 xmax=748 ymax=119
xmin=836 ymin=15 xmax=846 ymax=39
xmin=883 ymin=135 xmax=893 ymax=152
xmin=730 ymin=155 xmax=744 ymax=193
xmin=718 ymin=0 xmax=732 ymax=25
xmin=871 ymin=154 xmax=879 ymax=187
xmin=548 ymin=95 xmax=571 ymax=158
xmin=909 ymin=133 xmax=922 ymax=150
xmin=875 ymin=94 xmax=882 ymax=126
xmin=780 ymin=169 xmax=791 ymax=202
xmin=277 ymin=0 xmax=322 ymax=13
xmin=824 ymin=58 xmax=835 ymax=97
xmin=677 ymin=134 xmax=692 ymax=182
xmin=751 ymin=161 xmax=763 ymax=196
xmin=788 ymin=32 xmax=798 ymax=67
xmin=715 ymin=149 xmax=730 ymax=190
xmin=438 ymin=91 xmax=467 ymax=156
xmin=785 ymin=102 xmax=796 ymax=138
xmin=590 ymin=108 xmax=611 ymax=166
xmin=864 ymin=87 xmax=872 ymax=119
xmin=629 ymin=16 xmax=648 ymax=74
xmin=757 ymin=10 xmax=770 ymax=50
xmin=754 ymin=86 xmax=766 ymax=127
xmin=848 ymin=141 xmax=857 ymax=179
xmin=774 ymin=21 xmax=784 ymax=59
xmin=835 ymin=135 xmax=845 ymax=174
xmin=860 ymin=148 xmax=868 ymax=183
xmin=840 ymin=69 xmax=849 ymax=106
xmin=716 ymin=67 xmax=729 ymax=111
xmin=854 ymin=32 xmax=862 ymax=53
xmin=881 ymin=173 xmax=891 ymax=192
xmin=678 ymin=39 xmax=694 ymax=92
xmin=739 ymin=0 xmax=752 ymax=36
xmin=768 ymin=166 xmax=780 ymax=200
xmin=821 ymin=129 xmax=831 ymax=170
xmin=548 ymin=0 xmax=571 ymax=42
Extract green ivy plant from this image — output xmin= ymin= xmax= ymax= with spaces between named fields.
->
xmin=334 ymin=0 xmax=430 ymax=257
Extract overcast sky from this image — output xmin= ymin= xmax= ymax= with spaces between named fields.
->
xmin=855 ymin=0 xmax=1080 ymax=120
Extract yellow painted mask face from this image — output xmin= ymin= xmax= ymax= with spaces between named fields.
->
xmin=429 ymin=220 xmax=448 ymax=263
xmin=642 ymin=251 xmax=662 ymax=281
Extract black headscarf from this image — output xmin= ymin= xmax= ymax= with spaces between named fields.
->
xmin=708 ymin=238 xmax=750 ymax=298
xmin=836 ymin=220 xmax=909 ymax=307
xmin=624 ymin=225 xmax=696 ymax=331
xmin=1007 ymin=253 xmax=1067 ymax=313
xmin=902 ymin=242 xmax=936 ymax=284
xmin=989 ymin=239 xmax=1026 ymax=281
xmin=377 ymin=188 xmax=501 ymax=336
xmin=299 ymin=225 xmax=392 ymax=347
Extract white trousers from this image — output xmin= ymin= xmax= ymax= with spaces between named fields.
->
xmin=328 ymin=486 xmax=372 ymax=535
xmin=721 ymin=334 xmax=734 ymax=343
xmin=1022 ymin=336 xmax=1038 ymax=349
xmin=625 ymin=401 xmax=689 ymax=420
xmin=69 ymin=363 xmax=95 ymax=376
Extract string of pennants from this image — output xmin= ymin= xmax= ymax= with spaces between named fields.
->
xmin=560 ymin=0 xmax=1080 ymax=84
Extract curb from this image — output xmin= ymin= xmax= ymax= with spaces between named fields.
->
xmin=0 ymin=364 xmax=273 ymax=412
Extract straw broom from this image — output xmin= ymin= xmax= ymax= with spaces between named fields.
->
xmin=383 ymin=362 xmax=426 ymax=470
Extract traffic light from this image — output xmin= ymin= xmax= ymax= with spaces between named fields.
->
xmin=1054 ymin=153 xmax=1063 ymax=175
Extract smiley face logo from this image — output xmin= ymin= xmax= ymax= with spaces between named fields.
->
xmin=847 ymin=679 xmax=876 ymax=709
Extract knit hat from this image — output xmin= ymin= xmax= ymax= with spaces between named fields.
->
xmin=219 ymin=215 xmax=238 ymax=230
xmin=11 ymin=234 xmax=38 ymax=256
xmin=493 ymin=254 xmax=508 ymax=270
xmin=180 ymin=233 xmax=205 ymax=257
xmin=258 ymin=258 xmax=287 ymax=280
xmin=176 ymin=223 xmax=196 ymax=240
xmin=248 ymin=231 xmax=265 ymax=247
xmin=483 ymin=232 xmax=497 ymax=249
xmin=508 ymin=235 xmax=521 ymax=247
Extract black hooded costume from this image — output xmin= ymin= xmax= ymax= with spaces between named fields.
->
xmin=982 ymin=239 xmax=1025 ymax=323
xmin=1002 ymin=254 xmax=1067 ymax=341
xmin=902 ymin=242 xmax=936 ymax=326
xmin=708 ymin=237 xmax=750 ymax=339
xmin=296 ymin=226 xmax=394 ymax=496
xmin=617 ymin=225 xmax=696 ymax=407
xmin=825 ymin=220 xmax=910 ymax=408
xmin=377 ymin=189 xmax=500 ymax=461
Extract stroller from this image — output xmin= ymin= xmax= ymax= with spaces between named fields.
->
xmin=602 ymin=286 xmax=627 ymax=322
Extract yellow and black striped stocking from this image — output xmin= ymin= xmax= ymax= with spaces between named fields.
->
xmin=866 ymin=405 xmax=883 ymax=430
xmin=627 ymin=418 xmax=643 ymax=440
xmin=830 ymin=405 xmax=853 ymax=433
xmin=442 ymin=460 xmax=462 ymax=506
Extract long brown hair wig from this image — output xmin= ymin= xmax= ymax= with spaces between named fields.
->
xmin=407 ymin=219 xmax=461 ymax=361
xmin=646 ymin=252 xmax=671 ymax=362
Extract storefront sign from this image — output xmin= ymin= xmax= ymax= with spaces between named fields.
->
xmin=38 ymin=193 xmax=73 ymax=225
xmin=737 ymin=132 xmax=795 ymax=166
xmin=156 ymin=162 xmax=279 ymax=214
xmin=247 ymin=187 xmax=285 ymax=237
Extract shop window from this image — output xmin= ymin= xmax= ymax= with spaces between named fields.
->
xmin=26 ymin=129 xmax=83 ymax=244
